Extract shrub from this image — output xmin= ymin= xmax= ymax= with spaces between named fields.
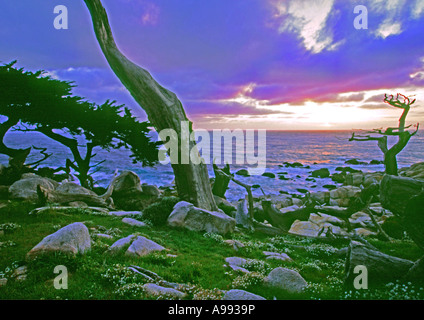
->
xmin=142 ymin=196 xmax=180 ymax=226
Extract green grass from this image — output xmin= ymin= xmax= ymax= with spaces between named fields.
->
xmin=0 ymin=200 xmax=423 ymax=300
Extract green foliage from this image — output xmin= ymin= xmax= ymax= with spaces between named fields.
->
xmin=0 ymin=61 xmax=161 ymax=187
xmin=142 ymin=196 xmax=180 ymax=226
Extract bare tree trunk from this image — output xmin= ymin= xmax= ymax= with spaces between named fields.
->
xmin=344 ymin=241 xmax=414 ymax=288
xmin=83 ymin=0 xmax=217 ymax=211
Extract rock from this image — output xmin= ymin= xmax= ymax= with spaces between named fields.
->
xmin=283 ymin=162 xmax=305 ymax=168
xmin=311 ymin=168 xmax=330 ymax=178
xmin=349 ymin=211 xmax=372 ymax=227
xmin=214 ymin=196 xmax=236 ymax=216
xmin=0 ymin=278 xmax=7 ymax=287
xmin=331 ymin=173 xmax=346 ymax=183
xmin=168 ymin=201 xmax=236 ymax=234
xmin=56 ymin=182 xmax=97 ymax=196
xmin=310 ymin=191 xmax=330 ymax=205
xmin=353 ymin=228 xmax=377 ymax=237
xmin=122 ymin=218 xmax=147 ymax=228
xmin=110 ymin=171 xmax=142 ymax=194
xmin=143 ymin=283 xmax=186 ymax=299
xmin=265 ymin=267 xmax=308 ymax=294
xmin=108 ymin=234 xmax=137 ymax=254
xmin=109 ymin=211 xmax=143 ymax=217
xmin=345 ymin=173 xmax=364 ymax=186
xmin=288 ymin=220 xmax=321 ymax=237
xmin=345 ymin=159 xmax=367 ymax=165
xmin=12 ymin=266 xmax=28 ymax=282
xmin=309 ymin=213 xmax=344 ymax=226
xmin=141 ymin=184 xmax=161 ymax=197
xmin=94 ymin=233 xmax=113 ymax=239
xmin=126 ymin=236 xmax=165 ymax=257
xmin=224 ymin=289 xmax=266 ymax=300
xmin=262 ymin=172 xmax=276 ymax=178
xmin=27 ymin=222 xmax=91 ymax=259
xmin=235 ymin=169 xmax=250 ymax=177
xmin=68 ymin=201 xmax=89 ymax=208
xmin=9 ymin=176 xmax=59 ymax=202
xmin=110 ymin=171 xmax=151 ymax=211
xmin=330 ymin=186 xmax=361 ymax=199
xmin=225 ymin=257 xmax=250 ymax=273
xmin=224 ymin=240 xmax=245 ymax=251
xmin=399 ymin=162 xmax=424 ymax=180
xmin=263 ymin=251 xmax=292 ymax=262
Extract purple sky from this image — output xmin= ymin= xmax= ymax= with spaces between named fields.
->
xmin=1 ymin=0 xmax=424 ymax=130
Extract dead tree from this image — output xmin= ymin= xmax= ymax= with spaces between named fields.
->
xmin=83 ymin=0 xmax=217 ymax=211
xmin=349 ymin=93 xmax=419 ymax=175
xmin=212 ymin=163 xmax=231 ymax=198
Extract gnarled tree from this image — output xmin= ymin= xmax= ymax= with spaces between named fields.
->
xmin=0 ymin=62 xmax=160 ymax=188
xmin=349 ymin=93 xmax=419 ymax=175
xmin=83 ymin=0 xmax=217 ymax=211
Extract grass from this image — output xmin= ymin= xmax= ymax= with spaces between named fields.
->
xmin=0 ymin=200 xmax=423 ymax=300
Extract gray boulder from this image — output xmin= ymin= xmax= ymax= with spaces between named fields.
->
xmin=107 ymin=234 xmax=137 ymax=254
xmin=110 ymin=171 xmax=142 ymax=195
xmin=9 ymin=176 xmax=59 ymax=202
xmin=56 ymin=182 xmax=97 ymax=196
xmin=27 ymin=222 xmax=90 ymax=259
xmin=122 ymin=218 xmax=148 ymax=228
xmin=265 ymin=267 xmax=308 ymax=294
xmin=126 ymin=236 xmax=165 ymax=257
xmin=168 ymin=201 xmax=236 ymax=234
xmin=224 ymin=289 xmax=266 ymax=300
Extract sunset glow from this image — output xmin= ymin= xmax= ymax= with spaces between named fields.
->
xmin=2 ymin=0 xmax=424 ymax=130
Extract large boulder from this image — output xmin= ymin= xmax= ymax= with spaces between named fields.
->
xmin=329 ymin=186 xmax=361 ymax=207
xmin=109 ymin=171 xmax=152 ymax=211
xmin=9 ymin=176 xmax=59 ymax=202
xmin=126 ymin=236 xmax=165 ymax=257
xmin=288 ymin=220 xmax=321 ymax=237
xmin=265 ymin=267 xmax=308 ymax=295
xmin=168 ymin=201 xmax=236 ymax=234
xmin=56 ymin=182 xmax=97 ymax=196
xmin=27 ymin=222 xmax=90 ymax=259
xmin=110 ymin=171 xmax=142 ymax=195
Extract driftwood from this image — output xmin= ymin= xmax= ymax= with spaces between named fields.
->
xmin=37 ymin=185 xmax=110 ymax=208
xmin=36 ymin=170 xmax=120 ymax=208
xmin=380 ymin=174 xmax=424 ymax=250
xmin=212 ymin=163 xmax=231 ymax=198
xmin=252 ymin=221 xmax=284 ymax=236
xmin=344 ymin=241 xmax=414 ymax=288
xmin=29 ymin=206 xmax=109 ymax=216
xmin=214 ymin=169 xmax=254 ymax=220
xmin=262 ymin=201 xmax=312 ymax=231
xmin=235 ymin=199 xmax=254 ymax=230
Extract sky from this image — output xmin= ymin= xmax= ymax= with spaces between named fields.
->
xmin=1 ymin=0 xmax=424 ymax=130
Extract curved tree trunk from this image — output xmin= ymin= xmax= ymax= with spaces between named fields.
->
xmin=83 ymin=0 xmax=217 ymax=211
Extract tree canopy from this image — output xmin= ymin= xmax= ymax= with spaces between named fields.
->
xmin=0 ymin=61 xmax=161 ymax=187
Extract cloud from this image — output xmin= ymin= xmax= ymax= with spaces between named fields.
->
xmin=375 ymin=21 xmax=403 ymax=39
xmin=269 ymin=0 xmax=336 ymax=53
xmin=139 ymin=2 xmax=160 ymax=26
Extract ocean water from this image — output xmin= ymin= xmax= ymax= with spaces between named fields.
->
xmin=1 ymin=130 xmax=423 ymax=202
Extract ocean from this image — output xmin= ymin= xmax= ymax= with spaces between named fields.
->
xmin=2 ymin=130 xmax=423 ymax=202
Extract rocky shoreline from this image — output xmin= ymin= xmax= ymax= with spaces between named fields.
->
xmin=0 ymin=161 xmax=423 ymax=299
